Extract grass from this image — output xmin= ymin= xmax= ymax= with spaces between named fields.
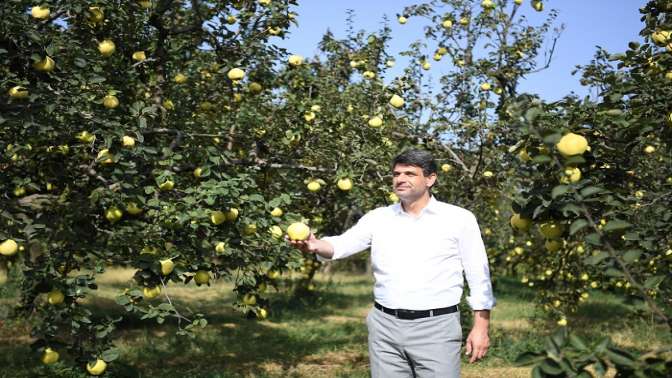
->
xmin=0 ymin=268 xmax=670 ymax=377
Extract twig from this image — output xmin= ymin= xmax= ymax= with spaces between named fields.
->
xmin=160 ymin=277 xmax=192 ymax=329
xmin=36 ymin=10 xmax=67 ymax=30
xmin=234 ymin=158 xmax=333 ymax=172
xmin=528 ymin=32 xmax=561 ymax=74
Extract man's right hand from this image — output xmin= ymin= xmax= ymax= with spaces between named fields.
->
xmin=286 ymin=233 xmax=335 ymax=259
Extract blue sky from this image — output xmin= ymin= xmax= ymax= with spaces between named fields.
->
xmin=276 ymin=1 xmax=646 ymax=101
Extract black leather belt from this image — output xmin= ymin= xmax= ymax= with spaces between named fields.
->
xmin=374 ymin=302 xmax=458 ymax=320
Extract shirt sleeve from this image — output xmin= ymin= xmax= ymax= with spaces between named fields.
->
xmin=318 ymin=211 xmax=375 ymax=262
xmin=458 ymin=211 xmax=496 ymax=310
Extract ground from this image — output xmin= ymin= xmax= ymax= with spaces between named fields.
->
xmin=0 ymin=268 xmax=669 ymax=377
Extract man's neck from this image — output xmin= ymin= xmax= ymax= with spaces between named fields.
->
xmin=400 ymin=193 xmax=431 ymax=217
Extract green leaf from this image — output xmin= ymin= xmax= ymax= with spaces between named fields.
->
xmin=594 ymin=337 xmax=611 ymax=353
xmin=584 ymin=251 xmax=610 ymax=265
xmin=585 ymin=232 xmax=602 ymax=246
xmin=74 ymin=57 xmax=88 ymax=68
xmin=560 ymin=203 xmax=583 ymax=217
xmin=101 ymin=347 xmax=120 ymax=362
xmin=542 ymin=132 xmax=562 ymax=145
xmin=115 ymin=295 xmax=130 ymax=306
xmin=563 ymin=155 xmax=586 ymax=166
xmin=580 ymin=186 xmax=605 ymax=197
xmin=89 ymin=76 xmax=107 ymax=84
xmin=593 ymin=359 xmax=607 ymax=375
xmin=568 ymin=334 xmax=588 ymax=351
xmin=604 ymin=109 xmax=624 ymax=116
xmin=622 ymin=249 xmax=642 ymax=263
xmin=158 ymin=303 xmax=173 ymax=311
xmin=551 ymin=327 xmax=568 ymax=347
xmin=605 ymin=348 xmax=636 ymax=368
xmin=27 ymin=30 xmax=43 ymax=43
xmin=558 ymin=358 xmax=577 ymax=374
xmin=545 ymin=337 xmax=561 ymax=358
xmin=603 ymin=219 xmax=632 ymax=232
xmin=248 ymin=194 xmax=264 ymax=202
xmin=532 ymin=366 xmax=543 ymax=378
xmin=570 ymin=219 xmax=589 ymax=235
xmin=515 ymin=352 xmax=546 ymax=366
xmin=539 ymin=359 xmax=563 ymax=375
xmin=552 ymin=185 xmax=570 ymax=199
xmin=605 ymin=268 xmax=623 ymax=277
xmin=525 ymin=107 xmax=543 ymax=123
xmin=644 ymin=275 xmax=665 ymax=289
xmin=639 ymin=240 xmax=654 ymax=250
xmin=532 ymin=155 xmax=552 ymax=164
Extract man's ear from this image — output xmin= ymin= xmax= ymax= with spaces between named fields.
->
xmin=426 ymin=173 xmax=437 ymax=188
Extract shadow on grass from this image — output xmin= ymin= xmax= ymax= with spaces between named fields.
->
xmin=574 ymin=301 xmax=631 ymax=322
xmin=108 ymin=284 xmax=373 ymax=377
xmin=79 ymin=282 xmax=375 ymax=333
xmin=492 ymin=276 xmax=536 ymax=301
xmin=0 ymin=281 xmax=374 ymax=377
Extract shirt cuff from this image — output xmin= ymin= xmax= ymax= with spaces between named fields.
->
xmin=316 ymin=253 xmax=331 ymax=263
xmin=466 ymin=295 xmax=496 ymax=310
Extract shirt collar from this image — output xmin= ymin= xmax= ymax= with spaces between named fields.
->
xmin=394 ymin=195 xmax=440 ymax=216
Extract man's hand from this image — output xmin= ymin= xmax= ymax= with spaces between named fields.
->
xmin=286 ymin=232 xmax=318 ymax=253
xmin=465 ymin=310 xmax=490 ymax=363
xmin=286 ymin=233 xmax=335 ymax=259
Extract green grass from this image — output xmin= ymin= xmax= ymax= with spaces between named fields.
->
xmin=0 ymin=269 xmax=670 ymax=377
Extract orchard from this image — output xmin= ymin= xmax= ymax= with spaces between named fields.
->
xmin=1 ymin=0 xmax=670 ymax=377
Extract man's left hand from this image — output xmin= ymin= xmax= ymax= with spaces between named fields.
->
xmin=465 ymin=310 xmax=490 ymax=363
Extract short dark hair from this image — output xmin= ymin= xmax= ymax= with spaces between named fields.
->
xmin=392 ymin=149 xmax=437 ymax=177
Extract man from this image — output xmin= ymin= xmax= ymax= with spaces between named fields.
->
xmin=289 ymin=149 xmax=495 ymax=378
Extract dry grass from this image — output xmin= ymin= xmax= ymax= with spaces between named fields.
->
xmin=495 ymin=318 xmax=533 ymax=332
xmin=462 ymin=366 xmax=531 ymax=378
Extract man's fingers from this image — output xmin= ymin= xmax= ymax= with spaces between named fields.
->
xmin=288 ymin=239 xmax=312 ymax=253
xmin=464 ymin=338 xmax=472 ymax=355
xmin=468 ymin=345 xmax=488 ymax=363
xmin=468 ymin=347 xmax=478 ymax=363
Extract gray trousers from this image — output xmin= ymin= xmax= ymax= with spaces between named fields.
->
xmin=366 ymin=306 xmax=462 ymax=378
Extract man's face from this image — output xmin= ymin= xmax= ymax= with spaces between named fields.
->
xmin=392 ymin=164 xmax=436 ymax=201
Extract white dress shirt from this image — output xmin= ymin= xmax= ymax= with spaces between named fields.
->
xmin=322 ymin=196 xmax=496 ymax=311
